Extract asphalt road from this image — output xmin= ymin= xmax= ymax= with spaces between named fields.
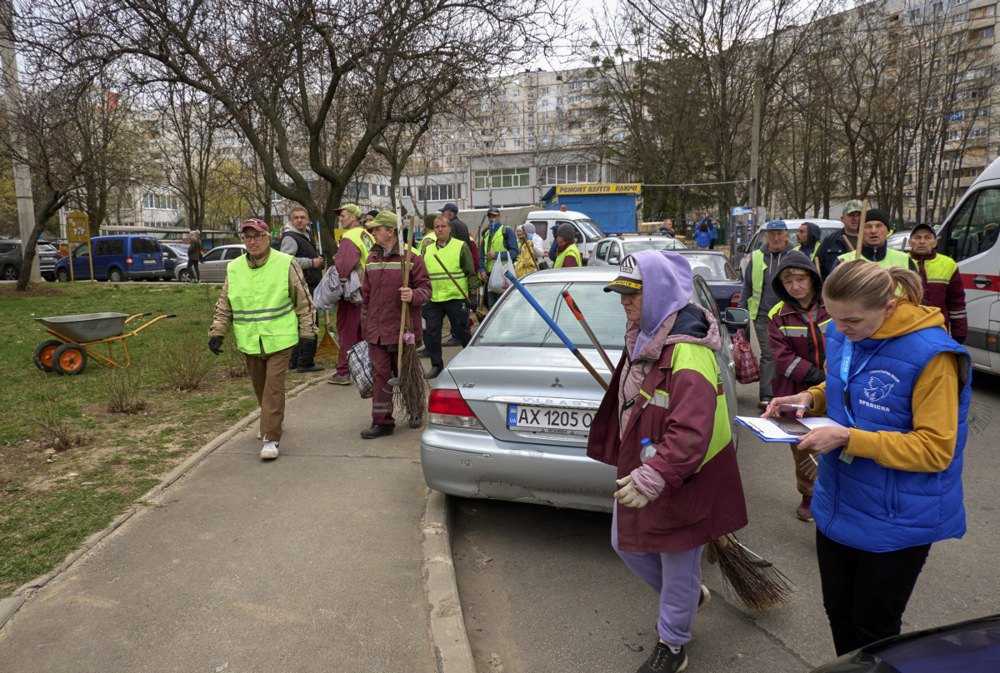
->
xmin=451 ymin=370 xmax=1000 ymax=673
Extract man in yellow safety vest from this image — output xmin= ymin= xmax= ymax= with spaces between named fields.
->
xmin=836 ymin=208 xmax=913 ymax=271
xmin=739 ymin=220 xmax=794 ymax=408
xmin=208 ymin=219 xmax=316 ymax=460
xmin=553 ymin=223 xmax=583 ymax=268
xmin=328 ymin=203 xmax=374 ymax=385
xmin=909 ymin=222 xmax=967 ymax=342
xmin=421 ymin=215 xmax=479 ymax=379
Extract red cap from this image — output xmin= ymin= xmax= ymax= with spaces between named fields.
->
xmin=240 ymin=218 xmax=268 ymax=233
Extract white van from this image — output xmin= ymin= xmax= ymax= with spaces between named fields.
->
xmin=525 ymin=210 xmax=605 ymax=261
xmin=937 ymin=159 xmax=1000 ymax=375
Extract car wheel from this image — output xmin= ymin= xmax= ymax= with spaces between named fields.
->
xmin=1 ymin=265 xmax=17 ymax=280
xmin=56 ymin=268 xmax=69 ymax=282
xmin=33 ymin=339 xmax=63 ymax=372
xmin=178 ymin=268 xmax=192 ymax=282
xmin=53 ymin=344 xmax=87 ymax=376
xmin=108 ymin=268 xmax=124 ymax=282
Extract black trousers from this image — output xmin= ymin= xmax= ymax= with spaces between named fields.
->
xmin=816 ymin=530 xmax=930 ymax=656
xmin=422 ymin=299 xmax=471 ymax=368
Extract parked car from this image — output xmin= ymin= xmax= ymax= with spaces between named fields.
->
xmin=197 ymin=244 xmax=247 ymax=283
xmin=929 ymin=157 xmax=1000 ymax=376
xmin=158 ymin=242 xmax=192 ymax=281
xmin=739 ymin=218 xmax=844 ymax=273
xmin=55 ymin=235 xmax=164 ymax=282
xmin=809 ymin=613 xmax=1000 ymax=672
xmin=0 ymin=239 xmax=59 ymax=281
xmin=674 ymin=250 xmax=742 ymax=313
xmin=420 ymin=265 xmax=749 ymax=512
xmin=590 ymin=235 xmax=687 ymax=267
xmin=524 ymin=210 xmax=605 ymax=262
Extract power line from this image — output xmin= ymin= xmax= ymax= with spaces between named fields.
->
xmin=641 ymin=179 xmax=750 ymax=187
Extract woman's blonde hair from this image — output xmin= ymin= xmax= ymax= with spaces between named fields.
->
xmin=822 ymin=259 xmax=922 ymax=308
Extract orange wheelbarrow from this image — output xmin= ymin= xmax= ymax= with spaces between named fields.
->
xmin=33 ymin=312 xmax=174 ymax=375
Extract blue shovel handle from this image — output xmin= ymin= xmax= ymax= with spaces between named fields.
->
xmin=504 ymin=270 xmax=608 ymax=390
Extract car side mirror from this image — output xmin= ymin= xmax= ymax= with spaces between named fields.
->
xmin=721 ymin=307 xmax=750 ymax=332
xmin=607 ymin=253 xmax=621 ymax=265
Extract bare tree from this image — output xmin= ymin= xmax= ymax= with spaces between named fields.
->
xmin=16 ymin=0 xmax=562 ymax=255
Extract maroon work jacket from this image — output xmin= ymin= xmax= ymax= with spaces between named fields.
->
xmin=587 ymin=345 xmax=748 ymax=553
xmin=766 ymin=301 xmax=829 ymax=399
xmin=362 ymin=242 xmax=431 ymax=346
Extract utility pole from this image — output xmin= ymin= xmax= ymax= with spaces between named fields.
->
xmin=0 ymin=1 xmax=40 ymax=282
xmin=748 ymin=79 xmax=763 ymax=232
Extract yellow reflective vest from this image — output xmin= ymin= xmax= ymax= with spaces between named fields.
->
xmin=423 ymin=238 xmax=468 ymax=303
xmin=227 ymin=251 xmax=299 ymax=356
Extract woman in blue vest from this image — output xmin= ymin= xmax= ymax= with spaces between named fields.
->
xmin=764 ymin=259 xmax=971 ymax=656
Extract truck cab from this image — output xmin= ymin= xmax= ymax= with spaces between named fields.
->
xmin=525 ymin=210 xmax=605 ymax=262
xmin=937 ymin=159 xmax=1000 ymax=374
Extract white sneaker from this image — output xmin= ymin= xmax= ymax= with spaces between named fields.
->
xmin=259 ymin=440 xmax=279 ymax=460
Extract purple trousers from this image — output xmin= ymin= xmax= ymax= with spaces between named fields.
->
xmin=611 ymin=504 xmax=703 ymax=647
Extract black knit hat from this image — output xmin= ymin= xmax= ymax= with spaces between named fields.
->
xmin=910 ymin=222 xmax=936 ymax=237
xmin=864 ymin=209 xmax=890 ymax=227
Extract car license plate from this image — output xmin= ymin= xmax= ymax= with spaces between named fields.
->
xmin=507 ymin=404 xmax=595 ymax=435
xmin=143 ymin=259 xmax=156 ymax=265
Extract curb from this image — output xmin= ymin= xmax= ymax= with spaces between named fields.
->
xmin=0 ymin=373 xmax=328 ymax=632
xmin=422 ymin=490 xmax=477 ymax=673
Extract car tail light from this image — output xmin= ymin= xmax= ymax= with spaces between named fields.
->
xmin=428 ymin=388 xmax=485 ymax=430
xmin=126 ymin=257 xmax=133 ymax=266
xmin=729 ymin=291 xmax=741 ymax=307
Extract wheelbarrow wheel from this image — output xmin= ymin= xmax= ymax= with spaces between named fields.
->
xmin=53 ymin=344 xmax=87 ymax=376
xmin=33 ymin=339 xmax=63 ymax=372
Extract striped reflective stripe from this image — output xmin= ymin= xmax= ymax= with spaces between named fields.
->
xmin=233 ymin=307 xmax=294 ymax=323
xmin=785 ymin=356 xmax=802 ymax=378
xmin=779 ymin=325 xmax=808 ymax=337
xmin=367 ymin=262 xmax=403 ymax=271
xmin=232 ymin=301 xmax=293 ymax=316
xmin=639 ymin=388 xmax=670 ymax=409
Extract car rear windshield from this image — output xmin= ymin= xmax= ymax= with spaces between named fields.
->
xmin=474 ymin=281 xmax=626 ymax=349
xmin=680 ymin=253 xmax=737 ymax=280
xmin=623 ymin=239 xmax=684 ymax=255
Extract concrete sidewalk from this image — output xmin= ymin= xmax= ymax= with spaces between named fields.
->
xmin=0 ymin=381 xmax=440 ymax=673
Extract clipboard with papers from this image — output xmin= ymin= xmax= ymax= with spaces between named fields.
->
xmin=734 ymin=415 xmax=846 ymax=443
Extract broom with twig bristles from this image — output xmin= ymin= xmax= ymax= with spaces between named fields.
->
xmin=706 ymin=534 xmax=794 ymax=611
xmin=388 ymin=227 xmax=427 ymax=425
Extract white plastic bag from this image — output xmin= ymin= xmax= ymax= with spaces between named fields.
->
xmin=487 ymin=252 xmax=516 ymax=293
xmin=312 ymin=267 xmax=363 ymax=310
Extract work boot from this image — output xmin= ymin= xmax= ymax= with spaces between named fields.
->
xmin=796 ymin=494 xmax=814 ymax=522
xmin=259 ymin=440 xmax=280 ymax=461
xmin=294 ymin=338 xmax=324 ymax=373
xmin=327 ymin=373 xmax=351 ymax=385
xmin=408 ymin=415 xmax=423 ymax=429
xmin=636 ymin=642 xmax=687 ymax=673
xmin=360 ymin=424 xmax=394 ymax=439
xmin=424 ymin=366 xmax=443 ymax=380
xmin=443 ymin=335 xmax=461 ymax=347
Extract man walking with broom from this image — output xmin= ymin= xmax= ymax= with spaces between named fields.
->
xmin=422 ymin=214 xmax=479 ymax=380
xmin=360 ymin=211 xmax=431 ymax=439
xmin=587 ymin=251 xmax=748 ymax=673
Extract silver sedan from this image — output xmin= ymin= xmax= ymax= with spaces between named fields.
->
xmin=420 ymin=266 xmax=746 ymax=512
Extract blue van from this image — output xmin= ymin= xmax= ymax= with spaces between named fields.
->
xmin=55 ymin=235 xmax=165 ymax=282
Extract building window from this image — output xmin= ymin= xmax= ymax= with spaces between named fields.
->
xmin=415 ymin=183 xmax=462 ymax=201
xmin=540 ymin=163 xmax=602 ymax=186
xmin=473 ymin=168 xmax=529 ymax=190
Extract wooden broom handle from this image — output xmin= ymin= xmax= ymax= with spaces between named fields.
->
xmin=396 ymin=227 xmax=413 ymax=373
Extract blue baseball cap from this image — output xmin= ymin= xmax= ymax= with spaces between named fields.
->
xmin=763 ymin=220 xmax=787 ymax=231
xmin=439 ymin=203 xmax=459 ymax=214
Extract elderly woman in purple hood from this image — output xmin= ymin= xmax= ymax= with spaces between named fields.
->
xmin=587 ymin=250 xmax=748 ymax=673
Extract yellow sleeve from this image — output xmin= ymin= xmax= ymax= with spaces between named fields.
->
xmin=808 ymin=382 xmax=827 ymax=415
xmin=845 ymin=353 xmax=959 ymax=472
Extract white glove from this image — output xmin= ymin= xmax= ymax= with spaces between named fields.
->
xmin=614 ymin=476 xmax=650 ymax=509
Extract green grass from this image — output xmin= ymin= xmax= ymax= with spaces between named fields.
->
xmin=0 ymin=282 xmax=330 ymax=596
